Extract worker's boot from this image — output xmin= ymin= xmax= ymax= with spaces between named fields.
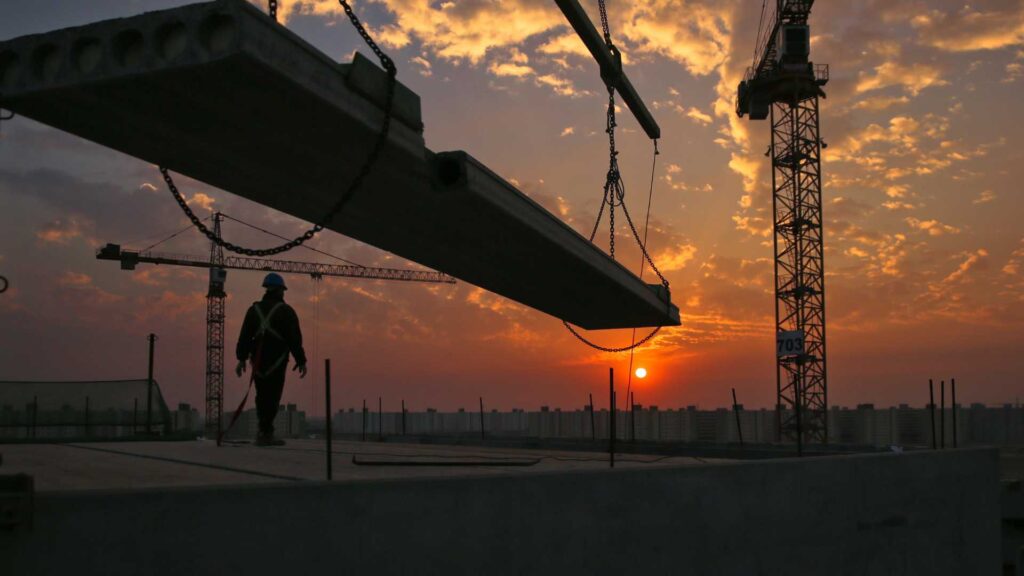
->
xmin=255 ymin=431 xmax=285 ymax=447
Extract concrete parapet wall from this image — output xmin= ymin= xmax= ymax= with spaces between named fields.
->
xmin=1 ymin=448 xmax=1000 ymax=575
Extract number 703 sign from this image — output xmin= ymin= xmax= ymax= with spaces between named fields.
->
xmin=776 ymin=330 xmax=805 ymax=358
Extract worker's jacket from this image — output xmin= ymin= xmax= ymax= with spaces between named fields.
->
xmin=235 ymin=292 xmax=307 ymax=377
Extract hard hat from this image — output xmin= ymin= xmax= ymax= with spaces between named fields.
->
xmin=262 ymin=273 xmax=287 ymax=290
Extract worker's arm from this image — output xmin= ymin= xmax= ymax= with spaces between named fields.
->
xmin=235 ymin=305 xmax=258 ymax=362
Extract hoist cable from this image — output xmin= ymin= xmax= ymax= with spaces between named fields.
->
xmin=311 ymin=281 xmax=318 ymax=419
xmin=625 ymin=140 xmax=660 ymax=400
xmin=562 ymin=0 xmax=670 ymax=354
xmin=753 ymin=0 xmax=768 ymax=70
xmin=219 ymin=213 xmax=366 ymax=267
xmin=160 ymin=0 xmax=397 ymax=257
xmin=139 ymin=215 xmax=211 ymax=253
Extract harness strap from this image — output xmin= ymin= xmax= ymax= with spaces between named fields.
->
xmin=255 ymin=352 xmax=289 ymax=378
xmin=254 ymin=301 xmax=285 ymax=340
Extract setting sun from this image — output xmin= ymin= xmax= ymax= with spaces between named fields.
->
xmin=635 ymin=368 xmax=647 ymax=379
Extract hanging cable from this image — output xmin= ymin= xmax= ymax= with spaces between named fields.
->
xmin=311 ymin=274 xmax=321 ymax=421
xmin=219 ymin=213 xmax=366 ymax=267
xmin=753 ymin=0 xmax=768 ymax=70
xmin=160 ymin=0 xmax=397 ymax=257
xmin=562 ymin=1 xmax=670 ymax=353
xmin=139 ymin=215 xmax=211 ymax=253
xmin=626 ymin=140 xmax=660 ymax=399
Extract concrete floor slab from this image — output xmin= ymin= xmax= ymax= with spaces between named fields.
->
xmin=0 ymin=439 xmax=717 ymax=492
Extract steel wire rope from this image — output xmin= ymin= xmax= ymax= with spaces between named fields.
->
xmin=753 ymin=0 xmax=768 ymax=70
xmin=625 ymin=141 xmax=661 ymax=405
xmin=312 ymin=277 xmax=318 ymax=420
xmin=138 ymin=215 xmax=211 ymax=253
xmin=159 ymin=0 xmax=397 ymax=257
xmin=219 ymin=213 xmax=365 ymax=267
xmin=560 ymin=0 xmax=671 ymax=354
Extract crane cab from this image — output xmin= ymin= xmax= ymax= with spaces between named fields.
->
xmin=777 ymin=24 xmax=810 ymax=68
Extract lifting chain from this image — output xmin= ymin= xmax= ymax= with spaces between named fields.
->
xmin=562 ymin=0 xmax=671 ymax=354
xmin=269 ymin=0 xmax=278 ymax=22
xmin=161 ymin=0 xmax=397 ymax=257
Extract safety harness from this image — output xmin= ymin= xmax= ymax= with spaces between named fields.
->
xmin=218 ymin=301 xmax=288 ymax=444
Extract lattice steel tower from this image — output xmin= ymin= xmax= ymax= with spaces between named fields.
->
xmin=204 ymin=213 xmax=227 ymax=440
xmin=737 ymin=0 xmax=829 ymax=447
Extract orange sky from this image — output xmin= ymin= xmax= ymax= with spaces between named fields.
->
xmin=1 ymin=0 xmax=1023 ymax=416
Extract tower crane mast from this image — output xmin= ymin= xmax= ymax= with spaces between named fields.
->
xmin=737 ymin=0 xmax=829 ymax=450
xmin=97 ymin=215 xmax=454 ymax=441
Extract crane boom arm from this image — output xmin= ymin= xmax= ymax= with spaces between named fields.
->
xmin=97 ymin=244 xmax=456 ymax=284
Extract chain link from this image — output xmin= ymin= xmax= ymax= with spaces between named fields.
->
xmin=269 ymin=0 xmax=278 ymax=21
xmin=562 ymin=0 xmax=671 ymax=353
xmin=598 ymin=0 xmax=612 ymax=46
xmin=161 ymin=0 xmax=397 ymax=257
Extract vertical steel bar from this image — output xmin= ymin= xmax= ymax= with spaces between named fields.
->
xmin=401 ymin=399 xmax=406 ymax=435
xmin=732 ymin=388 xmax=744 ymax=448
xmin=940 ymin=380 xmax=945 ymax=449
xmin=952 ymin=378 xmax=958 ymax=448
xmin=929 ymin=379 xmax=937 ymax=449
xmin=325 ymin=358 xmax=332 ymax=481
xmin=84 ymin=396 xmax=90 ymax=438
xmin=609 ymin=368 xmax=615 ymax=468
xmin=362 ymin=399 xmax=367 ymax=442
xmin=479 ymin=397 xmax=485 ymax=440
xmin=377 ymin=397 xmax=382 ymax=441
xmin=630 ymin=391 xmax=636 ymax=442
xmin=147 ymin=333 xmax=156 ymax=434
xmin=795 ymin=376 xmax=802 ymax=456
xmin=589 ymin=393 xmax=596 ymax=441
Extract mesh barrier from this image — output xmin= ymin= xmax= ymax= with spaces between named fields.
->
xmin=0 ymin=380 xmax=172 ymax=440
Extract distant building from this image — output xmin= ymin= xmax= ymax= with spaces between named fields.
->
xmin=326 ymin=403 xmax=1024 ymax=447
xmin=171 ymin=403 xmax=202 ymax=434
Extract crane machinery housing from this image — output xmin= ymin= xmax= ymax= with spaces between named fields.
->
xmin=98 ymin=212 xmax=454 ymax=442
xmin=736 ymin=0 xmax=829 ymax=449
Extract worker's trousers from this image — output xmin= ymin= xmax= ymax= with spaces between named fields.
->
xmin=254 ymin=369 xmax=286 ymax=436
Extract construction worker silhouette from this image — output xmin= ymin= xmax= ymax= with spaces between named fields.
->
xmin=235 ymin=273 xmax=307 ymax=446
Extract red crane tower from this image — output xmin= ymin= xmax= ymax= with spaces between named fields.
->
xmin=736 ymin=1 xmax=830 ymax=450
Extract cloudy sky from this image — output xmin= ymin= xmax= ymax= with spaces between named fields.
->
xmin=1 ymin=0 xmax=1022 ymax=416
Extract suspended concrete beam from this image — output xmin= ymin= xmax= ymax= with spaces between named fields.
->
xmin=554 ymin=0 xmax=661 ymax=140
xmin=0 ymin=0 xmax=679 ymax=330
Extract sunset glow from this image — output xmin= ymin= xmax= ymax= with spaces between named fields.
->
xmin=0 ymin=0 xmax=1022 ymax=415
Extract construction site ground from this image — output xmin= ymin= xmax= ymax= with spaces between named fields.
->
xmin=0 ymin=439 xmax=722 ymax=492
